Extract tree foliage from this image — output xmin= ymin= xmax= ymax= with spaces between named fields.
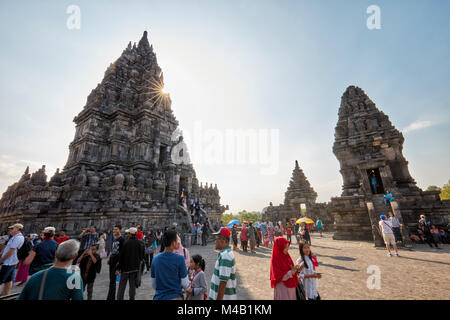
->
xmin=440 ymin=180 xmax=450 ymax=200
xmin=426 ymin=180 xmax=450 ymax=201
xmin=221 ymin=210 xmax=261 ymax=225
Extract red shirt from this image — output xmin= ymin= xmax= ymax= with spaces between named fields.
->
xmin=286 ymin=227 xmax=292 ymax=235
xmin=240 ymin=228 xmax=248 ymax=241
xmin=56 ymin=236 xmax=69 ymax=244
xmin=136 ymin=231 xmax=144 ymax=240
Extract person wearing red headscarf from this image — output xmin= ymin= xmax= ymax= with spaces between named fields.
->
xmin=270 ymin=237 xmax=303 ymax=300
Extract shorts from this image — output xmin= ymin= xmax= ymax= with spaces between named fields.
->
xmin=0 ymin=264 xmax=17 ymax=284
xmin=383 ymin=233 xmax=396 ymax=246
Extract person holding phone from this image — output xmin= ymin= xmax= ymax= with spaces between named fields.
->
xmin=270 ymin=237 xmax=304 ymax=300
xmin=297 ymin=242 xmax=321 ymax=300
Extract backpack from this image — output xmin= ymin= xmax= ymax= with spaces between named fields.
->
xmin=17 ymin=237 xmax=32 ymax=261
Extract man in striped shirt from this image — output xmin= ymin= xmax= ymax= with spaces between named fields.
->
xmin=209 ymin=227 xmax=237 ymax=300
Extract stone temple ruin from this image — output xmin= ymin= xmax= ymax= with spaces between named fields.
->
xmin=329 ymin=86 xmax=449 ymax=245
xmin=262 ymin=160 xmax=333 ymax=228
xmin=262 ymin=86 xmax=449 ymax=245
xmin=0 ymin=31 xmax=227 ymax=235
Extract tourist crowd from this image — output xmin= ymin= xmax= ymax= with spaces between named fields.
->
xmin=0 ymin=220 xmax=237 ymax=301
xmin=0 ymin=212 xmax=448 ymax=300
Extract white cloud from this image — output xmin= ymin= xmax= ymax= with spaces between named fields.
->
xmin=402 ymin=120 xmax=435 ymax=133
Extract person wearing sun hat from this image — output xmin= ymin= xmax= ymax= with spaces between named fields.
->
xmin=0 ymin=223 xmax=24 ymax=296
xmin=378 ymin=215 xmax=399 ymax=257
xmin=208 ymin=227 xmax=236 ymax=300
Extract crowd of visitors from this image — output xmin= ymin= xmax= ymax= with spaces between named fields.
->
xmin=0 ymin=218 xmax=238 ymax=301
xmin=0 ymin=211 xmax=448 ymax=300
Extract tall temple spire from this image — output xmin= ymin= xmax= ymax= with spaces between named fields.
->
xmin=138 ymin=30 xmax=151 ymax=52
xmin=333 ymin=85 xmax=417 ymax=196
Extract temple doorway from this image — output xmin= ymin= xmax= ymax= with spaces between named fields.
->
xmin=159 ymin=145 xmax=167 ymax=164
xmin=366 ymin=168 xmax=384 ymax=194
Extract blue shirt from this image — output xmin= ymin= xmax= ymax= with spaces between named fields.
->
xmin=317 ymin=220 xmax=323 ymax=228
xmin=18 ymin=267 xmax=84 ymax=300
xmin=30 ymin=239 xmax=58 ymax=274
xmin=1 ymin=232 xmax=24 ymax=266
xmin=151 ymin=252 xmax=187 ymax=300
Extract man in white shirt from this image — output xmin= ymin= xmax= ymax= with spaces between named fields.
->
xmin=0 ymin=223 xmax=25 ymax=296
xmin=378 ymin=215 xmax=399 ymax=257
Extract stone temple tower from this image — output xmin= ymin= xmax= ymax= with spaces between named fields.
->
xmin=330 ymin=86 xmax=449 ymax=245
xmin=0 ymin=31 xmax=227 ymax=235
xmin=333 ymin=86 xmax=419 ymax=197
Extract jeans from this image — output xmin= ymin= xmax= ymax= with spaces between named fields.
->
xmin=117 ymin=271 xmax=138 ymax=300
xmin=144 ymin=253 xmax=154 ymax=271
xmin=106 ymin=255 xmax=119 ymax=300
xmin=0 ymin=264 xmax=17 ymax=285
xmin=84 ymin=281 xmax=95 ymax=300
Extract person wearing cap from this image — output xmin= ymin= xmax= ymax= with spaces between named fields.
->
xmin=378 ymin=215 xmax=399 ymax=257
xmin=0 ymin=223 xmax=24 ymax=296
xmin=24 ymin=226 xmax=58 ymax=275
xmin=117 ymin=227 xmax=144 ymax=300
xmin=209 ymin=227 xmax=237 ymax=300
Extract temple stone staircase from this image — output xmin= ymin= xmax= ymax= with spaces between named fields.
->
xmin=371 ymin=195 xmax=392 ymax=217
xmin=366 ymin=194 xmax=391 ymax=247
xmin=176 ymin=206 xmax=218 ymax=245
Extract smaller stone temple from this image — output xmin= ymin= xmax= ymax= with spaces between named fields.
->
xmin=262 ymin=161 xmax=333 ymax=227
xmin=330 ymin=86 xmax=449 ymax=245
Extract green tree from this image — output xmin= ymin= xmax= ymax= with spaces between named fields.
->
xmin=221 ymin=210 xmax=262 ymax=225
xmin=440 ymin=180 xmax=450 ymax=200
xmin=426 ymin=185 xmax=441 ymax=192
xmin=237 ymin=210 xmax=261 ymax=223
xmin=221 ymin=213 xmax=238 ymax=225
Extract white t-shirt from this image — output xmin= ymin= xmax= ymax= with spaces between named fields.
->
xmin=379 ymin=220 xmax=393 ymax=234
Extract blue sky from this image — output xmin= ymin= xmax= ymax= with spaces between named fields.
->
xmin=0 ymin=0 xmax=449 ymax=212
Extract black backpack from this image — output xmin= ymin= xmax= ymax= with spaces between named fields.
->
xmin=17 ymin=237 xmax=32 ymax=261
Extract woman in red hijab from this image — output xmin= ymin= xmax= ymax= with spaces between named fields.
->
xmin=270 ymin=237 xmax=303 ymax=300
